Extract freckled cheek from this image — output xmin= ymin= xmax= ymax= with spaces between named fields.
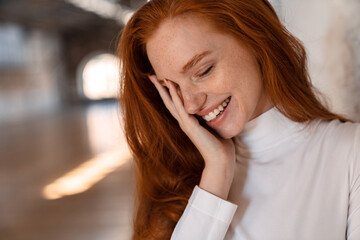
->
xmin=208 ymin=71 xmax=233 ymax=93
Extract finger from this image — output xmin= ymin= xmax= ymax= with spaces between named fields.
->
xmin=148 ymin=75 xmax=180 ymax=120
xmin=166 ymin=80 xmax=194 ymax=121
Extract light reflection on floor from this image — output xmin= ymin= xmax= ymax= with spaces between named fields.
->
xmin=0 ymin=101 xmax=134 ymax=240
xmin=43 ymin=146 xmax=131 ymax=200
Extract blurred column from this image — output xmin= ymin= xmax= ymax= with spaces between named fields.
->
xmin=0 ymin=24 xmax=63 ymax=123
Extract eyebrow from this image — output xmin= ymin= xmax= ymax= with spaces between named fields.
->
xmin=181 ymin=50 xmax=212 ymax=73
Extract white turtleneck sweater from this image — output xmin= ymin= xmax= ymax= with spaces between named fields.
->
xmin=171 ymin=108 xmax=360 ymax=240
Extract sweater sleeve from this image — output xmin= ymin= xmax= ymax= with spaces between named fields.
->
xmin=347 ymin=124 xmax=360 ymax=240
xmin=170 ymin=185 xmax=238 ymax=240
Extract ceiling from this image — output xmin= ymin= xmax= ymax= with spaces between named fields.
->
xmin=0 ymin=0 xmax=147 ymax=32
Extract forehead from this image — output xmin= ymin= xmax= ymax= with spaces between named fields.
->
xmin=145 ymin=15 xmax=223 ymax=79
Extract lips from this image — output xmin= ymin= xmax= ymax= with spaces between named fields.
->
xmin=201 ymin=97 xmax=231 ymax=122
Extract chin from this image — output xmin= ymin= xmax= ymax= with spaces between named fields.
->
xmin=215 ymin=122 xmax=244 ymax=139
xmin=215 ymin=128 xmax=238 ymax=139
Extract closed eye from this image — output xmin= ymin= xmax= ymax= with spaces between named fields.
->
xmin=198 ymin=65 xmax=213 ymax=77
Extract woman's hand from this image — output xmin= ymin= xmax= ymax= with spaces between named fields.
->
xmin=148 ymin=75 xmax=236 ymax=200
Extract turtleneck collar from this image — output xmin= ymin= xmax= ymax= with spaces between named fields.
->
xmin=234 ymin=107 xmax=308 ymax=160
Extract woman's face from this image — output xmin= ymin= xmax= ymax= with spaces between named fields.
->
xmin=146 ymin=14 xmax=273 ymax=139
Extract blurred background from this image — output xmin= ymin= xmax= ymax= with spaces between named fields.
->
xmin=0 ymin=0 xmax=359 ymax=240
xmin=0 ymin=0 xmax=146 ymax=239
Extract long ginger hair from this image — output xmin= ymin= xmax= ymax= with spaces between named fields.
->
xmin=117 ymin=0 xmax=350 ymax=239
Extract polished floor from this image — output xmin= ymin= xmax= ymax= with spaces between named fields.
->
xmin=0 ymin=101 xmax=134 ymax=240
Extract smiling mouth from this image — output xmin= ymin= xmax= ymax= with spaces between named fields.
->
xmin=202 ymin=97 xmax=231 ymax=122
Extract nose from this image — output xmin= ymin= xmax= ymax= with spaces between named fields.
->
xmin=179 ymin=84 xmax=206 ymax=115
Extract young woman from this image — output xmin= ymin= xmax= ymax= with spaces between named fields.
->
xmin=117 ymin=0 xmax=360 ymax=239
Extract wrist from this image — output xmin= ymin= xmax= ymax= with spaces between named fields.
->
xmin=199 ymin=165 xmax=234 ymax=200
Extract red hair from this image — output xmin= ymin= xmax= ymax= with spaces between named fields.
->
xmin=117 ymin=0 xmax=350 ymax=239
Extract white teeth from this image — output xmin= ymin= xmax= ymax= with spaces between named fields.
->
xmin=201 ymin=97 xmax=231 ymax=122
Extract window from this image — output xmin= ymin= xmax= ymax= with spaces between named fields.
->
xmin=78 ymin=53 xmax=120 ymax=100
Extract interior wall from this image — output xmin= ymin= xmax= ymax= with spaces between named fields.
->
xmin=62 ymin=24 xmax=121 ymax=103
xmin=276 ymin=0 xmax=360 ymax=120
xmin=0 ymin=21 xmax=121 ymax=124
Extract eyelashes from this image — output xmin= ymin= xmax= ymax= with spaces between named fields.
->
xmin=158 ymin=64 xmax=214 ymax=88
xmin=197 ymin=65 xmax=214 ymax=78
